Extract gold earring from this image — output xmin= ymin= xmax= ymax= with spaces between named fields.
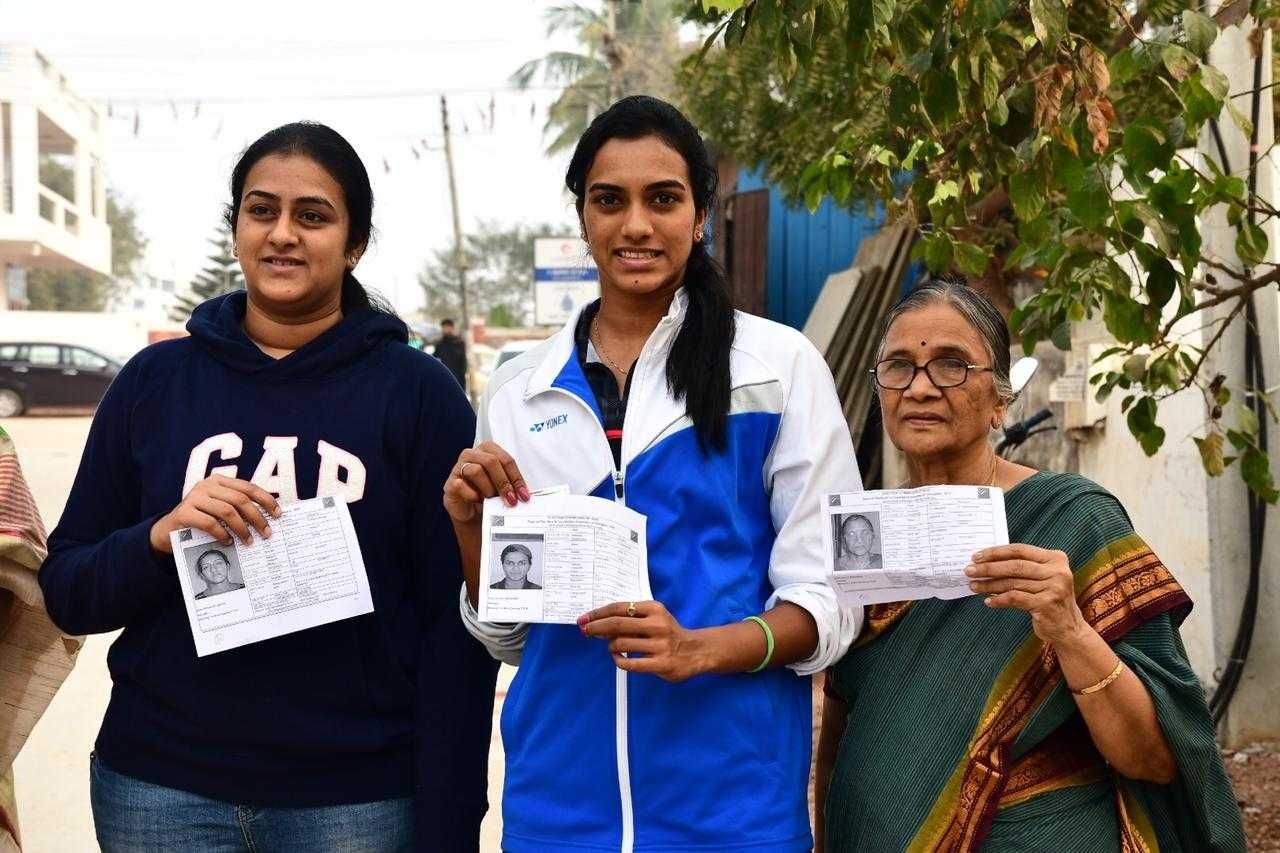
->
xmin=232 ymin=246 xmax=238 ymax=258
xmin=694 ymin=229 xmax=703 ymax=241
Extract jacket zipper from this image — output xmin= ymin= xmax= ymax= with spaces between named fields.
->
xmin=541 ymin=317 xmax=675 ymax=853
xmin=543 ymin=384 xmax=634 ymax=851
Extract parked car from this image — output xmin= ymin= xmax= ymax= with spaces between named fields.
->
xmin=0 ymin=343 xmax=121 ymax=417
xmin=493 ymin=338 xmax=543 ymax=371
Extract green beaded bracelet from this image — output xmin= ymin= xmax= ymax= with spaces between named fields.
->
xmin=744 ymin=615 xmax=775 ymax=673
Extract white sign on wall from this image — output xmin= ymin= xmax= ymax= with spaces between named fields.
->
xmin=534 ymin=238 xmax=598 ymax=326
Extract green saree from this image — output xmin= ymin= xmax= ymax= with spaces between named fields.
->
xmin=825 ymin=472 xmax=1246 ymax=852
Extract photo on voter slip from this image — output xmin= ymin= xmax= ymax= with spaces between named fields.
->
xmin=169 ymin=495 xmax=374 ymax=656
xmin=477 ymin=491 xmax=650 ymax=625
xmin=822 ymin=486 xmax=1009 ymax=607
xmin=489 ymin=534 xmax=544 ymax=591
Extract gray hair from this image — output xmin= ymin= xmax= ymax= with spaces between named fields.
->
xmin=875 ymin=273 xmax=1013 ymax=399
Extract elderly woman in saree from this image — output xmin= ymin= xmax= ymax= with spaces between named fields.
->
xmin=814 ymin=276 xmax=1245 ymax=852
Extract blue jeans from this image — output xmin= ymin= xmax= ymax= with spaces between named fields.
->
xmin=90 ymin=753 xmax=414 ymax=852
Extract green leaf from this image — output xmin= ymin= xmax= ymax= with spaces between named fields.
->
xmin=1227 ymin=100 xmax=1255 ymax=138
xmin=1195 ymin=432 xmax=1227 ymax=476
xmin=1182 ymin=10 xmax=1218 ymax=55
xmin=1123 ymin=118 xmax=1175 ymax=177
xmin=1177 ymin=73 xmax=1220 ymax=127
xmin=989 ymin=94 xmax=1009 ymax=127
xmin=1241 ymin=448 xmax=1280 ymax=503
xmin=1008 ymin=170 xmax=1046 ymax=220
xmin=1200 ymin=64 xmax=1229 ymax=100
xmin=923 ymin=232 xmax=954 ymax=270
xmin=1146 ymin=256 xmax=1177 ymax=308
xmin=1239 ymin=404 xmax=1260 ymax=437
xmin=1030 ymin=0 xmax=1068 ymax=48
xmin=804 ymin=174 xmax=826 ymax=212
xmin=1104 ymin=295 xmax=1151 ymax=344
xmin=1236 ymin=220 xmax=1268 ymax=267
xmin=1123 ymin=353 xmax=1148 ymax=380
xmin=1051 ymin=321 xmax=1072 ymax=350
xmin=921 ymin=68 xmax=961 ymax=125
xmin=1109 ymin=49 xmax=1140 ymax=86
xmin=954 ymin=241 xmax=989 ymax=275
xmin=929 ymin=179 xmax=961 ymax=205
xmin=969 ymin=0 xmax=1011 ymax=28
xmin=1066 ymin=166 xmax=1110 ymax=228
xmin=888 ymin=76 xmax=919 ymax=122
xmin=1126 ymin=397 xmax=1167 ymax=456
xmin=1131 ymin=202 xmax=1180 ymax=257
xmin=1162 ymin=45 xmax=1199 ymax=82
xmin=981 ymin=62 xmax=1001 ymax=109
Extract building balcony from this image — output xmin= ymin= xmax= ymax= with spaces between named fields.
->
xmin=0 ymin=45 xmax=111 ymax=282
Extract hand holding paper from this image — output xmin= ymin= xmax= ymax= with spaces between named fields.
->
xmin=823 ymin=485 xmax=1010 ymax=605
xmin=169 ymin=496 xmax=374 ymax=656
xmin=477 ymin=492 xmax=650 ymax=624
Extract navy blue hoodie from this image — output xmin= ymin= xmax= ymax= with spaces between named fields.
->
xmin=42 ymin=292 xmax=498 ymax=847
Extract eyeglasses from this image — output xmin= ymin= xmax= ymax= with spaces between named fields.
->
xmin=870 ymin=357 xmax=993 ymax=390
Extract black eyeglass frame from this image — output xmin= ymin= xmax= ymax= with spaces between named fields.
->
xmin=868 ymin=357 xmax=995 ymax=390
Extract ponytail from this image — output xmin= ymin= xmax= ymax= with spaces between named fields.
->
xmin=668 ymin=242 xmax=735 ymax=452
xmin=340 ymin=270 xmax=399 ymax=317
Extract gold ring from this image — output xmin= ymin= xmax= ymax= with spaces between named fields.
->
xmin=626 ymin=601 xmax=637 ymax=618
xmin=459 ymin=462 xmax=473 ymax=477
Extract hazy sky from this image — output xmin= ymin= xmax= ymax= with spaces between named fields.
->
xmin=6 ymin=0 xmax=594 ymax=316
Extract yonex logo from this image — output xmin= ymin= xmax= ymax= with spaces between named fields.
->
xmin=529 ymin=414 xmax=569 ymax=433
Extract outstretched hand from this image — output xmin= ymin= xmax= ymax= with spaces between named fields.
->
xmin=966 ymin=543 xmax=1087 ymax=646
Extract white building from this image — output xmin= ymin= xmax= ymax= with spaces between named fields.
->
xmin=109 ymin=268 xmax=182 ymax=328
xmin=0 ymin=45 xmax=110 ymax=308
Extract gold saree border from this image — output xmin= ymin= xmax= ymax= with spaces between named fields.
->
xmin=907 ymin=534 xmax=1189 ymax=852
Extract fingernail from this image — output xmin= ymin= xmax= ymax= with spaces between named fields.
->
xmin=575 ymin=614 xmax=589 ymax=627
xmin=969 ymin=582 xmax=979 ymax=592
xmin=972 ymin=551 xmax=985 ymax=561
xmin=505 ymin=491 xmax=517 ymax=507
xmin=263 ymin=527 xmax=272 ymax=539
xmin=963 ymin=565 xmax=977 ymax=576
xmin=518 ymin=486 xmax=532 ymax=502
xmin=272 ymin=507 xmax=282 ymax=517
xmin=984 ymin=596 xmax=994 ymax=606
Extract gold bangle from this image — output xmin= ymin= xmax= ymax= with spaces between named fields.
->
xmin=1070 ymin=658 xmax=1125 ymax=696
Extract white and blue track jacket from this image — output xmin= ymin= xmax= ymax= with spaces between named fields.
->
xmin=461 ymin=291 xmax=864 ymax=852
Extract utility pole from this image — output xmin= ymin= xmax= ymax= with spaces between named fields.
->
xmin=602 ymin=0 xmax=625 ymax=103
xmin=440 ymin=94 xmax=469 ymax=335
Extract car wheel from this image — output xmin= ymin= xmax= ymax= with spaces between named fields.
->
xmin=0 ymin=388 xmax=24 ymax=418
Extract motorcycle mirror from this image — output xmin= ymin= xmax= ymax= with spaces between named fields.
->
xmin=1009 ymin=356 xmax=1039 ymax=396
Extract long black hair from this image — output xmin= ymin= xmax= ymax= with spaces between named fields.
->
xmin=565 ymin=96 xmax=735 ymax=451
xmin=225 ymin=121 xmax=394 ymax=315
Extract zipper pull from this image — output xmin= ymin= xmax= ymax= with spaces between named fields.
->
xmin=613 ymin=470 xmax=625 ymax=500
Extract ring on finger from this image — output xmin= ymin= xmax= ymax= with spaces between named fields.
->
xmin=459 ymin=461 xmax=474 ymax=478
xmin=626 ymin=601 xmax=638 ymax=618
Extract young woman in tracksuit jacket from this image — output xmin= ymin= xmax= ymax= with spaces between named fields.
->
xmin=40 ymin=123 xmax=497 ymax=852
xmin=445 ymin=96 xmax=864 ymax=852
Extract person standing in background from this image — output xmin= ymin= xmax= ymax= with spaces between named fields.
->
xmin=434 ymin=318 xmax=468 ymax=390
xmin=0 ymin=425 xmax=82 ymax=852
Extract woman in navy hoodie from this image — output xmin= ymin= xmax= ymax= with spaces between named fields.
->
xmin=41 ymin=123 xmax=498 ymax=852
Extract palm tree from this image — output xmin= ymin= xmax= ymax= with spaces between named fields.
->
xmin=512 ymin=0 xmax=686 ymax=154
